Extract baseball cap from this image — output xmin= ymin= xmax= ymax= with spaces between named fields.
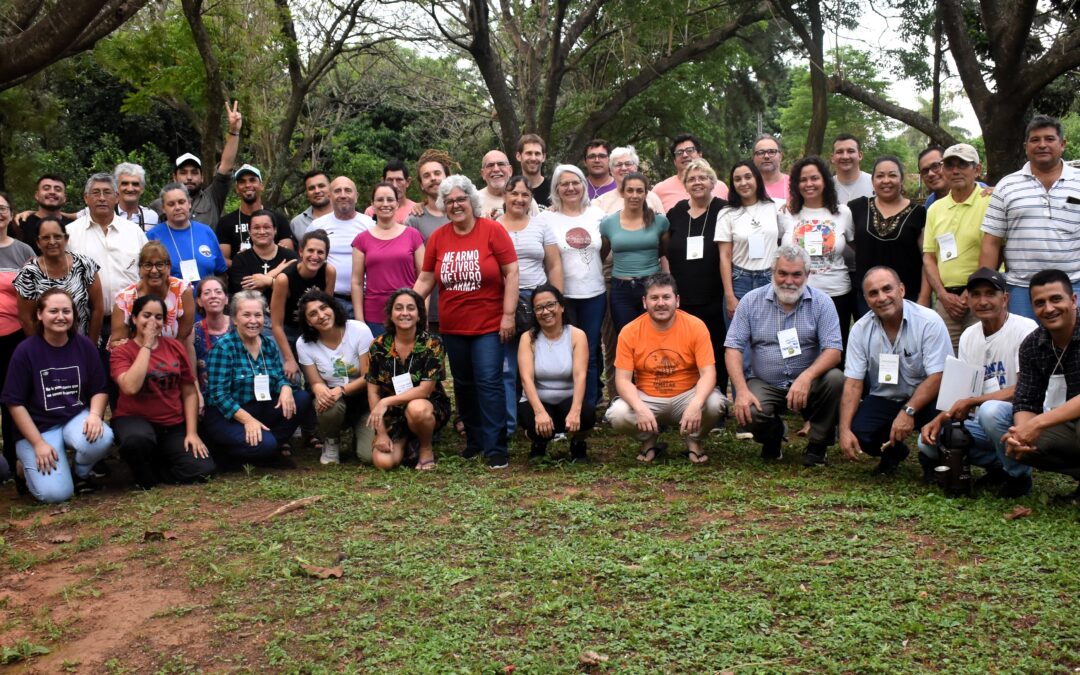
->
xmin=235 ymin=164 xmax=262 ymax=181
xmin=966 ymin=267 xmax=1006 ymax=292
xmin=942 ymin=143 xmax=980 ymax=164
xmin=175 ymin=153 xmax=201 ymax=168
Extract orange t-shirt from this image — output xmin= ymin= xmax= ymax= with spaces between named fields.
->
xmin=614 ymin=310 xmax=715 ymax=397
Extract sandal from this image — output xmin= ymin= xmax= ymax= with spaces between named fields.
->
xmin=302 ymin=434 xmax=324 ymax=453
xmin=636 ymin=442 xmax=667 ymax=463
xmin=416 ymin=458 xmax=437 ymax=471
xmin=687 ymin=449 xmax=710 ymax=464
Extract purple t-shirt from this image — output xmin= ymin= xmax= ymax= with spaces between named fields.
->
xmin=351 ymin=227 xmax=424 ymax=322
xmin=1 ymin=333 xmax=107 ymax=435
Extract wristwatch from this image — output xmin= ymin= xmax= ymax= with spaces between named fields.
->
xmin=903 ymin=405 xmax=916 ymax=417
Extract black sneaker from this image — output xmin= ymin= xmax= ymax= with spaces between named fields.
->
xmin=529 ymin=440 xmax=548 ymax=461
xmin=760 ymin=438 xmax=783 ymax=461
xmin=802 ymin=443 xmax=828 ymax=466
xmin=462 ymin=447 xmax=482 ymax=460
xmin=974 ymin=466 xmax=1008 ymax=491
xmin=872 ymin=443 xmax=909 ymax=476
xmin=569 ymin=440 xmax=588 ymax=463
xmin=998 ymin=474 xmax=1033 ymax=499
xmin=917 ymin=451 xmax=938 ymax=484
xmin=88 ymin=460 xmax=110 ymax=478
xmin=1051 ymin=483 xmax=1080 ymax=505
xmin=74 ymin=476 xmax=99 ymax=494
xmin=486 ymin=454 xmax=509 ymax=470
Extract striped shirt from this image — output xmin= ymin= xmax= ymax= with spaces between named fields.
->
xmin=982 ymin=161 xmax=1080 ymax=286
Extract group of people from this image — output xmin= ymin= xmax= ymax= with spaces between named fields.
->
xmin=1 ymin=102 xmax=1078 ymax=507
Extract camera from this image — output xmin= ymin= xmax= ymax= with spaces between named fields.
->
xmin=935 ymin=421 xmax=974 ymax=498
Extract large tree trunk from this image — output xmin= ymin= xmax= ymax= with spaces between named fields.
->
xmin=803 ymin=0 xmax=827 ymax=156
xmin=980 ymin=106 xmax=1028 ymax=184
xmin=180 ymin=0 xmax=225 ymax=167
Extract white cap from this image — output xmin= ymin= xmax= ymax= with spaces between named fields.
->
xmin=175 ymin=153 xmax=201 ymax=168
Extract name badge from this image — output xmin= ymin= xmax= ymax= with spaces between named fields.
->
xmin=392 ymin=373 xmax=414 ymax=396
xmin=777 ymin=327 xmax=801 ymax=358
xmin=804 ymin=230 xmax=823 ymax=256
xmin=180 ymin=259 xmax=201 ymax=283
xmin=936 ymin=233 xmax=958 ymax=262
xmin=878 ymin=353 xmax=900 ymax=384
xmin=240 ymin=240 xmax=252 ymax=252
xmin=981 ymin=376 xmax=1001 ymax=395
xmin=686 ymin=236 xmax=704 ymax=260
xmin=1045 ymin=373 xmax=1066 ymax=411
xmin=253 ymin=374 xmax=271 ymax=401
xmin=747 ymin=232 xmax=766 ymax=259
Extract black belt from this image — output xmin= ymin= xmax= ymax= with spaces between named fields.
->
xmin=943 ymin=286 xmax=966 ymax=295
xmin=334 ymin=293 xmax=352 ymax=300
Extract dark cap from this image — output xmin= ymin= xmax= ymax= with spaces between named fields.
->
xmin=966 ymin=267 xmax=1006 ymax=292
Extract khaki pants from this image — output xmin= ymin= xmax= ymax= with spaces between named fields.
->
xmin=934 ymin=292 xmax=977 ymax=353
xmin=607 ymin=388 xmax=727 ymax=444
xmin=746 ymin=368 xmax=844 ymax=445
xmin=316 ymin=397 xmax=375 ymax=463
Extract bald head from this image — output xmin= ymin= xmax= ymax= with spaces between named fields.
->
xmin=330 ymin=176 xmax=358 ymax=218
xmin=480 ymin=150 xmax=510 ymax=193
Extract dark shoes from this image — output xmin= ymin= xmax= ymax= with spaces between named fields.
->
xmin=872 ymin=443 xmax=910 ymax=476
xmin=760 ymin=438 xmax=783 ymax=461
xmin=973 ymin=466 xmax=1008 ymax=491
xmin=998 ymin=474 xmax=1033 ymax=499
xmin=802 ymin=443 xmax=828 ymax=467
xmin=569 ymin=440 xmax=589 ymax=464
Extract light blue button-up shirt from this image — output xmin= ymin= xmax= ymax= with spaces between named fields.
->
xmin=845 ymin=299 xmax=952 ymax=399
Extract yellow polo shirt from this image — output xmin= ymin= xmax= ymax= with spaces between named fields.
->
xmin=923 ymin=187 xmax=991 ymax=287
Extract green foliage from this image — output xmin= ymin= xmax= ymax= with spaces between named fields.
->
xmin=1062 ymin=113 xmax=1080 ymax=161
xmin=0 ymin=640 xmax=49 ymax=665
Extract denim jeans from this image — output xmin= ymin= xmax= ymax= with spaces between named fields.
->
xmin=367 ymin=321 xmax=387 ymax=339
xmin=564 ymin=293 xmax=607 ymax=406
xmin=971 ymin=399 xmax=1032 ymax=477
xmin=1008 ymin=282 xmax=1080 ymax=321
xmin=610 ymin=277 xmax=647 ymax=339
xmin=725 ymin=265 xmax=772 ymax=328
xmin=502 ymin=289 xmax=533 ymax=435
xmin=443 ymin=331 xmax=508 ymax=461
xmin=202 ymin=390 xmax=314 ymax=462
xmin=850 ymin=395 xmax=936 ymax=457
xmin=15 ymin=409 xmax=115 ymax=503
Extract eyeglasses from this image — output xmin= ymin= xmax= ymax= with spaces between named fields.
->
xmin=444 ymin=196 xmax=470 ymax=206
xmin=753 ymin=149 xmax=780 ymax=157
xmin=140 ymin=262 xmax=169 ymax=271
xmin=612 ymin=161 xmax=637 ymax=169
xmin=686 ymin=175 xmax=711 ymax=184
xmin=483 ymin=161 xmax=509 ymax=170
xmin=534 ymin=301 xmax=559 ymax=314
xmin=38 ymin=234 xmax=65 ymax=242
xmin=918 ymin=161 xmax=945 ymax=176
xmin=558 ymin=180 xmax=582 ymax=189
xmin=0 ymin=206 xmax=10 ymax=214
xmin=87 ymin=189 xmax=116 ymax=197
xmin=673 ymin=147 xmax=698 ymax=157
xmin=585 ymin=153 xmax=608 ymax=161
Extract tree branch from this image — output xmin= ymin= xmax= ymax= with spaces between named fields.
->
xmin=936 ymin=0 xmax=991 ymax=112
xmin=828 ymin=75 xmax=959 ymax=147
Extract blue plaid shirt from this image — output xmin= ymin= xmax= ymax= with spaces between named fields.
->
xmin=724 ymin=284 xmax=842 ymax=387
xmin=205 ymin=330 xmax=290 ymax=419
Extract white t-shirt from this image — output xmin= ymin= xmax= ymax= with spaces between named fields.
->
xmin=295 ymin=320 xmax=374 ymax=388
xmin=537 ymin=207 xmax=606 ymax=298
xmin=834 ymin=171 xmax=874 ymax=204
xmin=503 ymin=219 xmax=557 ymax=290
xmin=715 ymin=198 xmax=785 ymax=271
xmin=780 ymin=204 xmax=855 ymax=297
xmin=308 ymin=212 xmax=374 ymax=295
xmin=477 ymin=187 xmax=538 ymax=220
xmin=958 ymin=313 xmax=1039 ymax=392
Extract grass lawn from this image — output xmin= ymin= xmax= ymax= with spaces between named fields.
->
xmin=2 ymin=421 xmax=1080 ymax=673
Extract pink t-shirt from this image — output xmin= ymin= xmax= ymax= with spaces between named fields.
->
xmin=351 ymin=227 xmax=424 ymax=322
xmin=764 ymin=173 xmax=790 ymax=201
xmin=363 ymin=200 xmax=418 ymax=225
xmin=653 ymin=175 xmax=729 ymax=213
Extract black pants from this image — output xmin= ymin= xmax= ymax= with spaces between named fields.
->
xmin=517 ymin=398 xmax=597 ymax=446
xmin=830 ymin=291 xmax=855 ymax=360
xmin=113 ymin=417 xmax=217 ymax=488
xmin=681 ymin=300 xmax=728 ymax=393
xmin=0 ymin=330 xmax=25 ymax=472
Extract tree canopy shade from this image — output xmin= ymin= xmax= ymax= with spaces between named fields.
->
xmin=0 ymin=0 xmax=150 ymax=91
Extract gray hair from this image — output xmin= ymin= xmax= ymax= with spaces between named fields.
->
xmin=84 ymin=172 xmax=117 ymax=195
xmin=609 ymin=145 xmax=640 ymax=169
xmin=436 ymin=174 xmax=481 ymax=215
xmin=114 ymin=162 xmax=146 ymax=184
xmin=229 ymin=289 xmax=267 ymax=317
xmin=773 ymin=244 xmax=811 ymax=273
xmin=159 ymin=182 xmax=190 ymax=201
xmin=550 ymin=164 xmax=591 ymax=212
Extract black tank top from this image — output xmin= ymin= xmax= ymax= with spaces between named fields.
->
xmin=283 ymin=264 xmax=327 ymax=327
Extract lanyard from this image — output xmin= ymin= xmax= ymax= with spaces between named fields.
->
xmin=392 ymin=353 xmax=414 ymax=378
xmin=1052 ymin=342 xmax=1069 ymax=375
xmin=245 ymin=343 xmax=267 ymax=376
xmin=166 ymin=223 xmax=197 ymax=262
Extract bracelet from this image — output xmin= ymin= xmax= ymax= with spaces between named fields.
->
xmin=228 ymin=131 xmax=240 ymax=137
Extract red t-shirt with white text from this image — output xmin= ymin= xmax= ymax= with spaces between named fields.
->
xmin=422 ymin=217 xmax=517 ymax=335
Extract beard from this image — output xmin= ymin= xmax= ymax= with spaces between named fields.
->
xmin=774 ymin=284 xmax=803 ymax=305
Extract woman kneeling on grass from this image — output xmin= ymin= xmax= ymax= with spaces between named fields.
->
xmin=203 ymin=290 xmax=313 ymax=468
xmin=366 ymin=289 xmax=451 ymax=470
xmin=518 ymin=284 xmax=595 ymax=462
xmin=1 ymin=289 xmax=113 ymax=501
xmin=111 ymin=294 xmax=215 ymax=488
xmin=296 ymin=290 xmax=375 ymax=465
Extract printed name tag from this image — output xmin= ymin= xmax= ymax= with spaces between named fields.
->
xmin=180 ymin=259 xmax=201 ymax=283
xmin=392 ymin=373 xmax=414 ymax=396
xmin=240 ymin=240 xmax=252 ymax=252
xmin=747 ymin=232 xmax=766 ymax=259
xmin=878 ymin=353 xmax=900 ymax=384
xmin=981 ymin=376 xmax=1001 ymax=395
xmin=1045 ymin=374 xmax=1066 ymax=411
xmin=804 ymin=231 xmax=823 ymax=256
xmin=253 ymin=374 xmax=271 ymax=401
xmin=936 ymin=233 xmax=958 ymax=262
xmin=777 ymin=327 xmax=801 ymax=358
xmin=685 ymin=236 xmax=704 ymax=260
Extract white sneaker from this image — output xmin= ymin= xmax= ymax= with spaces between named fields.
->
xmin=320 ymin=439 xmax=340 ymax=465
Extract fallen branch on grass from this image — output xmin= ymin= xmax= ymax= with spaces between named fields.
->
xmin=256 ymin=495 xmax=325 ymax=523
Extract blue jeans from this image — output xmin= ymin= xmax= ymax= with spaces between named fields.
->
xmin=610 ymin=277 xmax=647 ymax=339
xmin=367 ymin=321 xmax=387 ymax=339
xmin=444 ymin=332 xmax=508 ymax=461
xmin=15 ymin=410 xmax=115 ymax=503
xmin=1008 ymin=282 xmax=1080 ymax=320
xmin=851 ymin=395 xmax=936 ymax=456
xmin=564 ymin=294 xmax=606 ymax=406
xmin=202 ymin=391 xmax=314 ymax=462
xmin=502 ymin=290 xmax=533 ymax=435
xmin=917 ymin=407 xmax=1004 ymax=471
xmin=971 ymin=399 xmax=1032 ymax=477
xmin=725 ymin=265 xmax=772 ymax=328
